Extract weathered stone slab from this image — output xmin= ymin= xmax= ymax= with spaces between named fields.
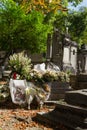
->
xmin=65 ymin=89 xmax=87 ymax=107
xmin=35 ymin=102 xmax=87 ymax=130
xmin=49 ymin=81 xmax=71 ymax=100
xmin=78 ymin=82 xmax=87 ymax=89
xmin=70 ymin=74 xmax=87 ymax=90
xmin=77 ymin=74 xmax=87 ymax=82
xmin=51 ymin=81 xmax=70 ymax=89
xmin=49 ymin=93 xmax=65 ymax=100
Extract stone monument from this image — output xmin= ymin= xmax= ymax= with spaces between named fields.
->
xmin=51 ymin=28 xmax=63 ymax=70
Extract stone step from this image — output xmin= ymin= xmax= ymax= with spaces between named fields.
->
xmin=55 ymin=103 xmax=87 ymax=117
xmin=36 ymin=112 xmax=87 ymax=130
xmin=50 ymin=106 xmax=87 ymax=128
xmin=35 ymin=102 xmax=87 ymax=130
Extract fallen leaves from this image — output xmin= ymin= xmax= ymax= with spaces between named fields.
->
xmin=0 ymin=102 xmax=53 ymax=130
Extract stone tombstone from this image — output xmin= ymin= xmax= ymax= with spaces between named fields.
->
xmin=85 ymin=56 xmax=87 ymax=73
xmin=70 ymin=42 xmax=77 ymax=71
xmin=63 ymin=35 xmax=78 ymax=74
xmin=78 ymin=44 xmax=87 ymax=73
xmin=51 ymin=28 xmax=63 ymax=70
xmin=83 ymin=44 xmax=87 ymax=73
xmin=48 ymin=81 xmax=71 ymax=100
xmin=46 ymin=33 xmax=52 ymax=60
xmin=63 ymin=47 xmax=70 ymax=64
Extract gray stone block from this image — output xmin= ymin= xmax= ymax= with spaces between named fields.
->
xmin=65 ymin=89 xmax=87 ymax=107
xmin=35 ymin=102 xmax=87 ymax=130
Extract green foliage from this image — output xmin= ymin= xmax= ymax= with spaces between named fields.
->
xmin=0 ymin=0 xmax=52 ymax=53
xmin=54 ymin=6 xmax=87 ymax=46
xmin=0 ymin=0 xmax=84 ymax=52
xmin=68 ymin=7 xmax=87 ymax=45
xmin=68 ymin=0 xmax=83 ymax=6
xmin=0 ymin=0 xmax=25 ymax=50
xmin=54 ymin=11 xmax=68 ymax=32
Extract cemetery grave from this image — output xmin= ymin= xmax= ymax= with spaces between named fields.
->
xmin=0 ymin=66 xmax=70 ymax=130
xmin=0 ymin=47 xmax=87 ymax=130
xmin=35 ymin=89 xmax=87 ymax=130
xmin=0 ymin=1 xmax=87 ymax=129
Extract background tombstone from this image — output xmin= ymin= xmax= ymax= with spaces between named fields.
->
xmin=45 ymin=33 xmax=52 ymax=69
xmin=77 ymin=44 xmax=87 ymax=73
xmin=63 ymin=34 xmax=78 ymax=74
xmin=51 ymin=28 xmax=63 ymax=70
xmin=46 ymin=33 xmax=52 ymax=61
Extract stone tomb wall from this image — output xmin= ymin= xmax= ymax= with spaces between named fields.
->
xmin=48 ymin=81 xmax=71 ymax=100
xmin=70 ymin=74 xmax=87 ymax=90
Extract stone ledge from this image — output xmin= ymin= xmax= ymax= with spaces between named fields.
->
xmin=34 ymin=102 xmax=87 ymax=130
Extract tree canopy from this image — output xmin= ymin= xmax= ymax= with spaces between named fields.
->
xmin=0 ymin=0 xmax=52 ymax=53
xmin=0 ymin=0 xmax=84 ymax=53
xmin=68 ymin=7 xmax=87 ymax=45
xmin=53 ymin=5 xmax=87 ymax=46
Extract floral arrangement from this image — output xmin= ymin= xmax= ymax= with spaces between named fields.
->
xmin=8 ymin=52 xmax=70 ymax=84
xmin=9 ymin=51 xmax=32 ymax=79
xmin=42 ymin=70 xmax=58 ymax=82
xmin=29 ymin=69 xmax=43 ymax=85
xmin=28 ymin=69 xmax=70 ymax=85
xmin=42 ymin=70 xmax=70 ymax=83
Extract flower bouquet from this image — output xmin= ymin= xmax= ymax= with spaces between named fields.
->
xmin=9 ymin=51 xmax=32 ymax=80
